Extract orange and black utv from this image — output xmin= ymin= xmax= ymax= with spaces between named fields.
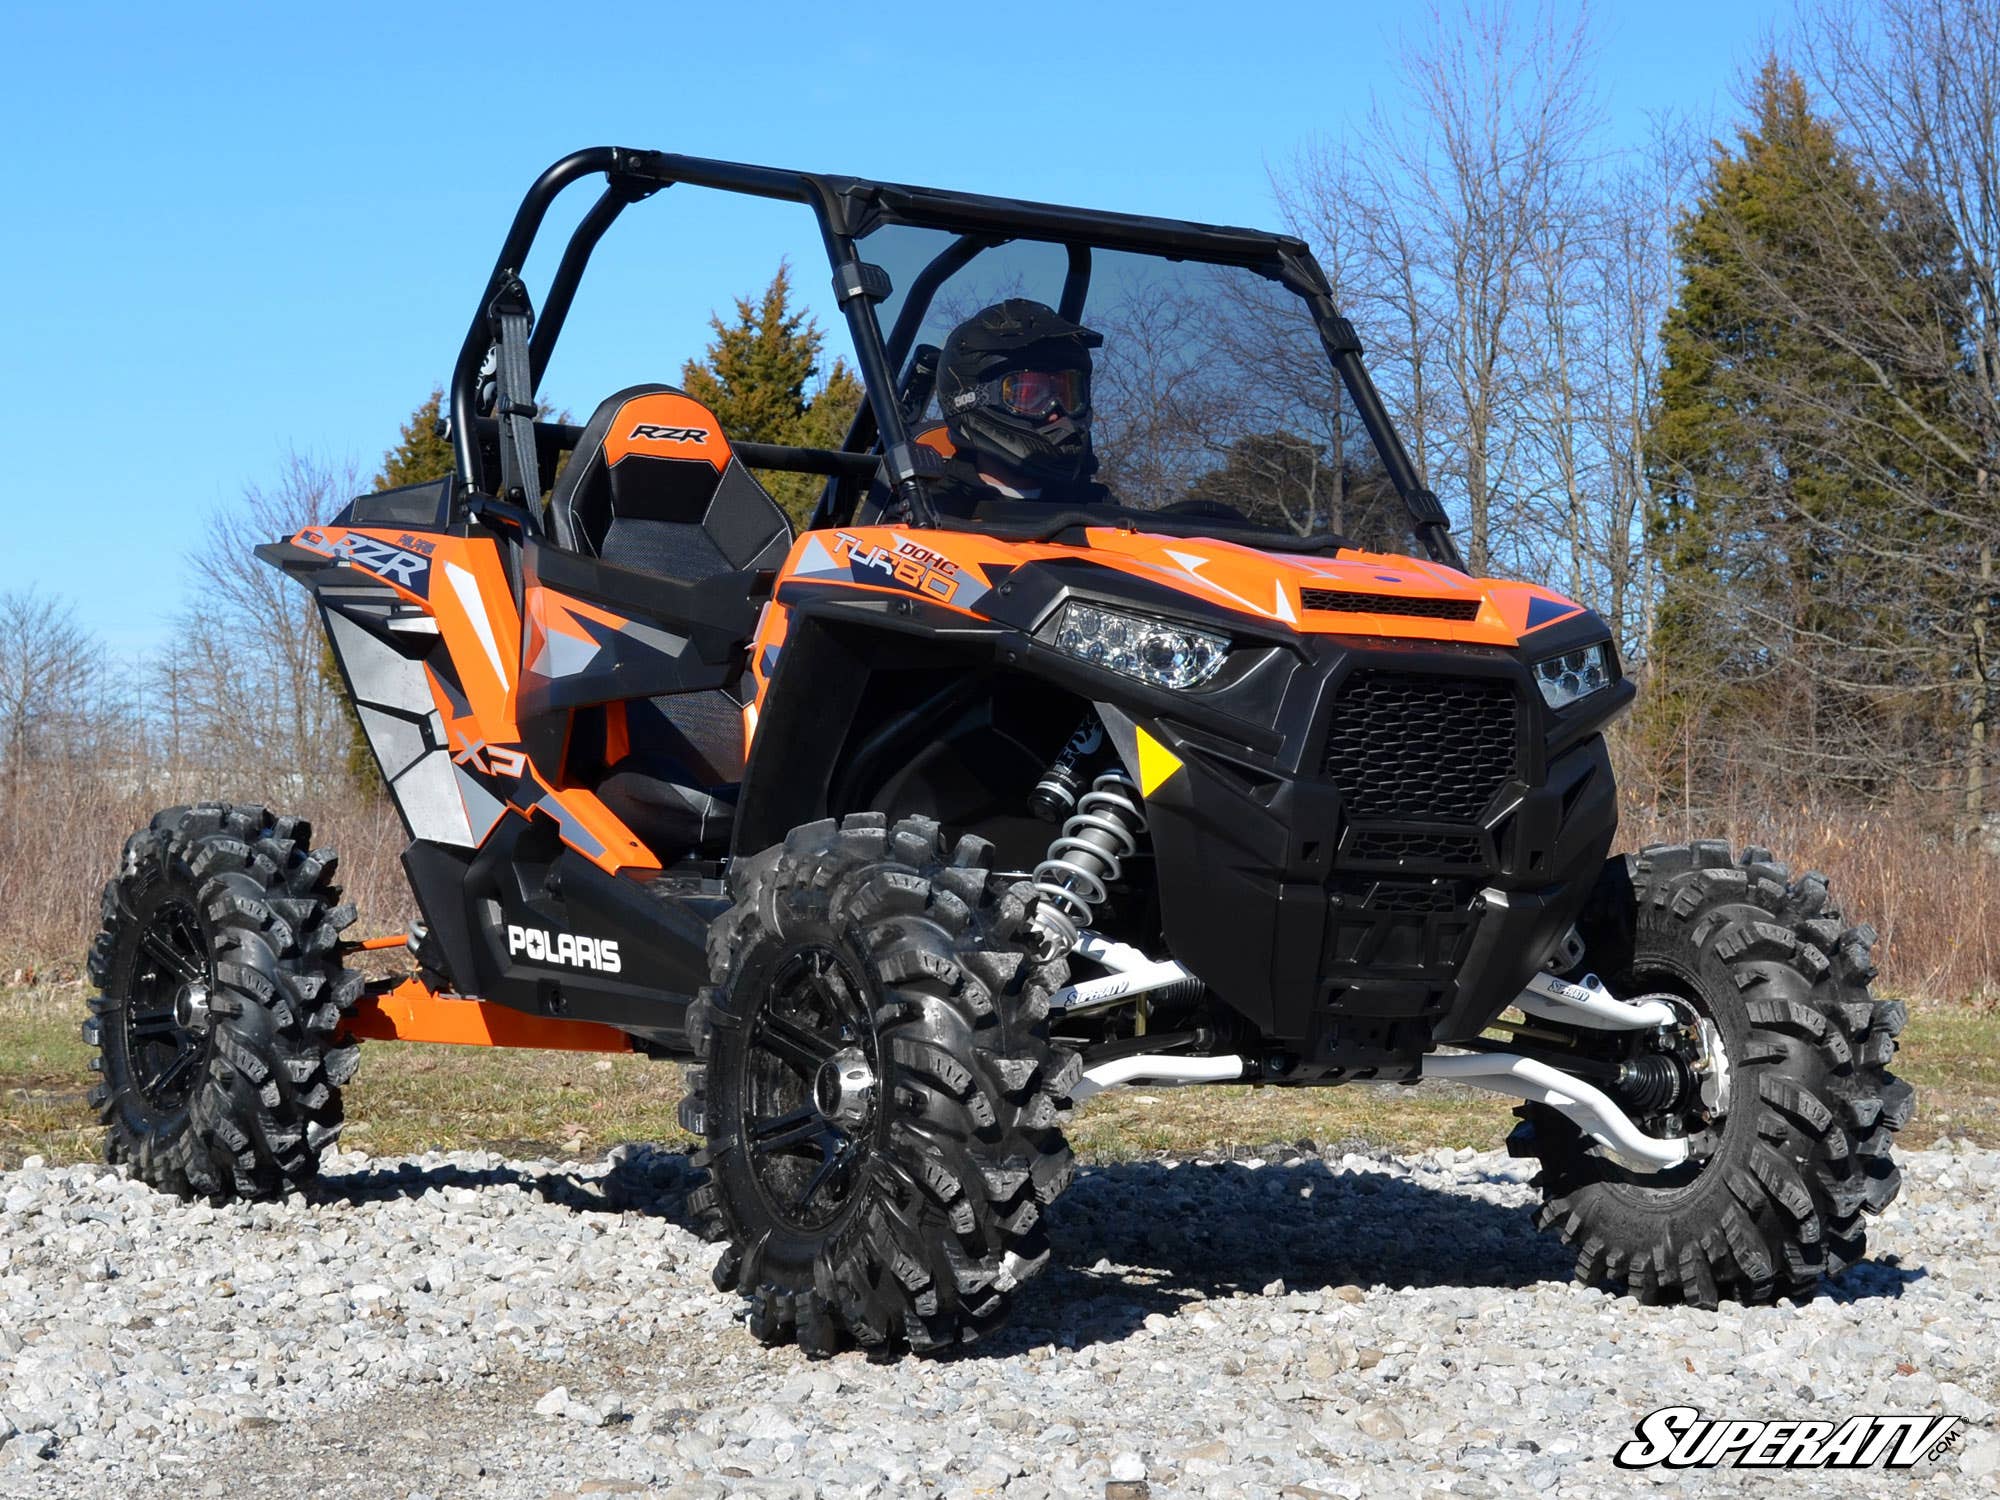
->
xmin=86 ymin=147 xmax=1912 ymax=1354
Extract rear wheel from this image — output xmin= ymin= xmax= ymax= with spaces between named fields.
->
xmin=84 ymin=804 xmax=363 ymax=1200
xmin=1508 ymin=842 xmax=1913 ymax=1305
xmin=680 ymin=813 xmax=1079 ymax=1355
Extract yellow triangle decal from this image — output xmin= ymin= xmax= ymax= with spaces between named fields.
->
xmin=1134 ymin=726 xmax=1183 ymax=797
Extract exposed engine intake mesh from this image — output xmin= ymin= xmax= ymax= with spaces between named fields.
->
xmin=1321 ymin=672 xmax=1518 ymax=822
xmin=1300 ymin=589 xmax=1481 ymax=621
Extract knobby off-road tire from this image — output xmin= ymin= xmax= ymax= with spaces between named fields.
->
xmin=84 ymin=804 xmax=363 ymax=1200
xmin=1508 ymin=841 xmax=1913 ymax=1307
xmin=680 ymin=812 xmax=1080 ymax=1355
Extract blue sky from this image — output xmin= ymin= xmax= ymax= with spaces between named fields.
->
xmin=1 ymin=0 xmax=1784 ymax=656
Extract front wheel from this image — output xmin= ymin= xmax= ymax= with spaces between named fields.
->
xmin=680 ymin=813 xmax=1080 ymax=1355
xmin=1508 ymin=841 xmax=1913 ymax=1306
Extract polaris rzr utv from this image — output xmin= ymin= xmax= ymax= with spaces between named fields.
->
xmin=86 ymin=146 xmax=1912 ymax=1354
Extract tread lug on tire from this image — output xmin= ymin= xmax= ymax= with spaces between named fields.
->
xmin=1512 ymin=843 xmax=1911 ymax=1306
xmin=682 ymin=812 xmax=1076 ymax=1356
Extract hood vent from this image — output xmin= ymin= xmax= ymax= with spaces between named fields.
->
xmin=1300 ymin=589 xmax=1481 ymax=621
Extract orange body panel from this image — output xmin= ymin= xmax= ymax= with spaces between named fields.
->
xmin=345 ymin=977 xmax=633 ymax=1051
xmin=291 ymin=522 xmax=661 ymax=875
xmin=768 ymin=522 xmax=1586 ymax=660
xmin=743 ymin=598 xmax=790 ymax=747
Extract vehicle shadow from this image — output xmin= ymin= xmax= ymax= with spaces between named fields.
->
xmin=309 ymin=1142 xmax=709 ymax=1233
xmin=988 ymin=1154 xmax=1926 ymax=1356
xmin=983 ymin=1154 xmax=1573 ymax=1356
xmin=307 ymin=1147 xmax=1925 ymax=1355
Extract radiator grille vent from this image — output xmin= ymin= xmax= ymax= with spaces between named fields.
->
xmin=1321 ymin=672 xmax=1518 ymax=823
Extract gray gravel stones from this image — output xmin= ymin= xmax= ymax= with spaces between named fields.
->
xmin=0 ymin=1138 xmax=1992 ymax=1498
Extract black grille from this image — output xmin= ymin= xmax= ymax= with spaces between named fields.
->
xmin=1320 ymin=672 xmax=1519 ymax=822
xmin=1331 ymin=876 xmax=1465 ymax=914
xmin=1346 ymin=828 xmax=1489 ymax=866
xmin=1300 ymin=589 xmax=1481 ymax=621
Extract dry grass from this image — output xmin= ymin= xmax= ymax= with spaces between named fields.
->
xmin=0 ymin=764 xmax=412 ymax=978
xmin=1618 ymin=795 xmax=2000 ymax=1004
xmin=4 ymin=978 xmax=1994 ymax=1171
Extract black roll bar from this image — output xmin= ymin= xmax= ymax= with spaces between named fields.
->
xmin=450 ymin=149 xmax=620 ymax=488
xmin=528 ymin=181 xmax=651 ymax=391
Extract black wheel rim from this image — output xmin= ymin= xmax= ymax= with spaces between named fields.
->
xmin=740 ymin=944 xmax=880 ymax=1235
xmin=125 ymin=898 xmax=212 ymax=1111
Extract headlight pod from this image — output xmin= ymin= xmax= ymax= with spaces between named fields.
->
xmin=1532 ymin=642 xmax=1613 ymax=710
xmin=1041 ymin=600 xmax=1230 ymax=690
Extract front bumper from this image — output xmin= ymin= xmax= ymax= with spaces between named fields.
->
xmin=1120 ymin=632 xmax=1626 ymax=1079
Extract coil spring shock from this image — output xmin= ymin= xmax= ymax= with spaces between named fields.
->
xmin=1029 ymin=770 xmax=1148 ymax=957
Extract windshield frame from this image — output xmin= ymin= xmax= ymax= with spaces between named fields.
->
xmin=812 ymin=182 xmax=1459 ymax=569
xmin=445 ymin=148 xmax=1462 ymax=570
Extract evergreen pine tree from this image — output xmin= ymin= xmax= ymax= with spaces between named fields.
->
xmin=374 ymin=387 xmax=457 ymax=490
xmin=1643 ymin=59 xmax=1968 ymax=796
xmin=681 ymin=263 xmax=864 ymax=528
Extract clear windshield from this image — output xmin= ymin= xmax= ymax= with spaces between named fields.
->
xmin=860 ymin=227 xmax=1419 ymax=554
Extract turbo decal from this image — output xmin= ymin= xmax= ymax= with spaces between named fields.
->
xmin=831 ymin=531 xmax=963 ymax=603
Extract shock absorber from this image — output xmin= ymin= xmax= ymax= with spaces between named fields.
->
xmin=1029 ymin=770 xmax=1148 ymax=957
xmin=1030 ymin=713 xmax=1107 ymax=823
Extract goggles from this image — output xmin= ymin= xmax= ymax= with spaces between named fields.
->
xmin=989 ymin=366 xmax=1090 ymax=419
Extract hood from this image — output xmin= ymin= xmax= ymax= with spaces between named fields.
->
xmin=1073 ymin=531 xmax=1592 ymax=648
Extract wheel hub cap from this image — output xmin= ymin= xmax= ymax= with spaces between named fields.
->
xmin=173 ymin=982 xmax=212 ymax=1034
xmin=814 ymin=1047 xmax=876 ymax=1130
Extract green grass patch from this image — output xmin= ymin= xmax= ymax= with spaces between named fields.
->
xmin=2 ymin=982 xmax=1993 ymax=1170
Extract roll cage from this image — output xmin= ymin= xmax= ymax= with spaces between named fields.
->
xmin=447 ymin=146 xmax=1463 ymax=570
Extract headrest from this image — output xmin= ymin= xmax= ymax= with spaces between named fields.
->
xmin=599 ymin=389 xmax=733 ymax=472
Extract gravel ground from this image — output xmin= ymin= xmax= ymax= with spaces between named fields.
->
xmin=0 ymin=1136 xmax=1993 ymax=1499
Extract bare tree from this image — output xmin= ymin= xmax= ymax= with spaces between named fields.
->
xmin=159 ymin=451 xmax=359 ymax=794
xmin=1802 ymin=0 xmax=2000 ymax=823
xmin=1288 ymin=1 xmax=1601 ymax=575
xmin=1580 ymin=125 xmax=1703 ymax=655
xmin=0 ymin=590 xmax=100 ymax=797
xmin=1275 ymin=0 xmax=1695 ymax=663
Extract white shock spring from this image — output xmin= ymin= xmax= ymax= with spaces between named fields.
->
xmin=1030 ymin=771 xmax=1147 ymax=955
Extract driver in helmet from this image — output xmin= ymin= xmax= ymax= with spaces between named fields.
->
xmin=930 ymin=299 xmax=1108 ymax=505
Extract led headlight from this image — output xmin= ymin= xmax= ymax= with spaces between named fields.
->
xmin=1042 ymin=600 xmax=1229 ymax=690
xmin=1533 ymin=642 xmax=1613 ymax=710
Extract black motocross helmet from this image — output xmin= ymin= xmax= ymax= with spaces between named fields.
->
xmin=937 ymin=299 xmax=1103 ymax=486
